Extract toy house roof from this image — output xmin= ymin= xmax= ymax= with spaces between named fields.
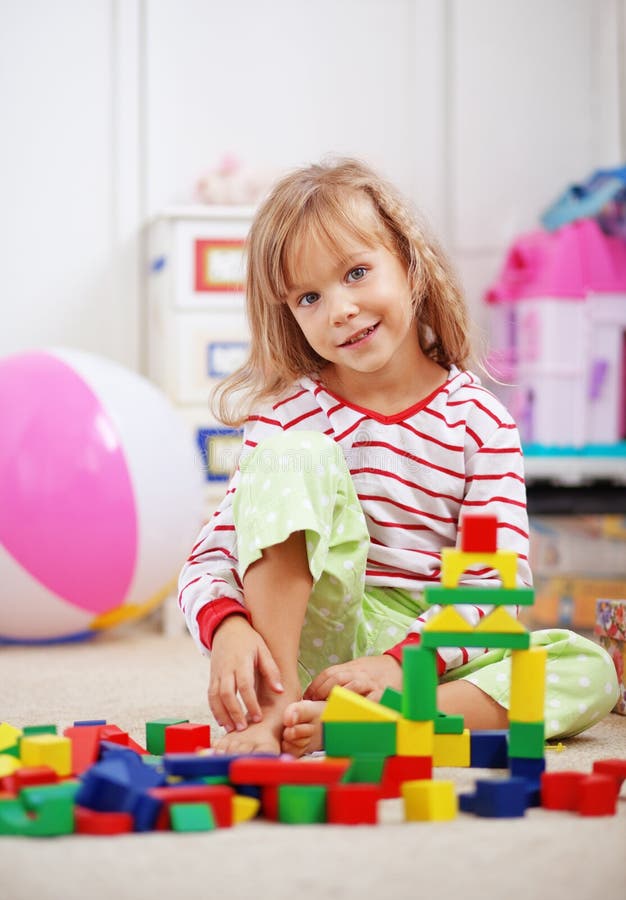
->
xmin=485 ymin=219 xmax=626 ymax=303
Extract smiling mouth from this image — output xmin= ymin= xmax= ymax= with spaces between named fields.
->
xmin=341 ymin=324 xmax=378 ymax=347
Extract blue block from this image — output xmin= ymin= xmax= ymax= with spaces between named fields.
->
xmin=163 ymin=752 xmax=278 ymax=778
xmin=470 ymin=730 xmax=509 ymax=769
xmin=73 ymin=719 xmax=107 ymax=727
xmin=509 ymin=756 xmax=546 ymax=779
xmin=473 ymin=778 xmax=529 ymax=818
xmin=76 ymin=759 xmax=138 ymax=812
xmin=458 ymin=792 xmax=476 ymax=813
xmin=132 ymin=792 xmax=163 ymax=832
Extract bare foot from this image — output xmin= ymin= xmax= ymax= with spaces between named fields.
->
xmin=281 ymin=700 xmax=326 ymax=757
xmin=212 ymin=716 xmax=283 ymax=756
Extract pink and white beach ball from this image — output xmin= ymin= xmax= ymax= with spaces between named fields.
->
xmin=0 ymin=348 xmax=204 ymax=643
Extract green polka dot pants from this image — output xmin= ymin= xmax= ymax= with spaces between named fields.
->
xmin=233 ymin=431 xmax=620 ymax=738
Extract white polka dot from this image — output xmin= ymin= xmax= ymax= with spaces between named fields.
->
xmin=548 ymin=699 xmax=561 ymax=708
xmin=267 ymin=512 xmax=276 ymax=523
xmin=320 ymin=608 xmax=330 ymax=617
xmin=335 ymin=622 xmax=345 ymax=631
xmin=320 ymin=495 xmax=329 ymax=506
xmin=577 ymin=654 xmax=588 ymax=663
xmin=579 ymin=676 xmax=591 ymax=688
xmin=313 ymin=638 xmax=323 ymax=648
xmin=328 ymin=655 xmax=339 ymax=664
xmin=337 ymin=524 xmax=345 ymax=535
xmin=301 ymin=440 xmax=311 ymax=449
xmin=303 ymin=499 xmax=312 ymax=510
xmin=547 ymin=673 xmax=560 ymax=684
xmin=578 ymin=702 xmax=589 ymax=714
xmin=343 ymin=560 xmax=354 ymax=570
xmin=306 ymin=541 xmax=313 ymax=552
xmin=328 ymin=576 xmax=338 ymax=586
xmin=604 ymin=682 xmax=615 ymax=694
xmin=330 ymin=464 xmax=339 ymax=475
xmin=282 ymin=488 xmax=292 ymax=497
xmin=343 ymin=593 xmax=353 ymax=604
xmin=387 ymin=627 xmax=398 ymax=637
xmin=286 ymin=520 xmax=293 ymax=529
xmin=262 ymin=479 xmax=271 ymax=490
xmin=496 ymin=673 xmax=507 ymax=683
xmin=365 ymin=648 xmax=375 ymax=656
xmin=550 ymin=719 xmax=561 ymax=732
xmin=568 ymin=634 xmax=580 ymax=644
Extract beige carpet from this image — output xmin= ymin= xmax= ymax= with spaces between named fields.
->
xmin=1 ymin=620 xmax=624 ymax=900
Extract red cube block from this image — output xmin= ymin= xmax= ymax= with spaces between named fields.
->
xmin=460 ymin=514 xmax=498 ymax=553
xmin=380 ymin=755 xmax=432 ymax=799
xmin=576 ymin=774 xmax=619 ymax=817
xmin=540 ymin=771 xmax=586 ymax=810
xmin=327 ymin=784 xmax=380 ymax=825
xmin=75 ymin=805 xmax=134 ymax=835
xmin=164 ymin=722 xmax=211 ymax=753
xmin=592 ymin=758 xmax=626 ymax=790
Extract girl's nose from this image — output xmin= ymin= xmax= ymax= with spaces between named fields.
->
xmin=328 ymin=289 xmax=359 ymax=326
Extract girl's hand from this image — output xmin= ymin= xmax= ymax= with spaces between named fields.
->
xmin=209 ymin=615 xmax=284 ymax=733
xmin=303 ymin=654 xmax=402 ymax=703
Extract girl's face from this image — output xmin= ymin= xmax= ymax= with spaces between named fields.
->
xmin=283 ymin=210 xmax=422 ymax=391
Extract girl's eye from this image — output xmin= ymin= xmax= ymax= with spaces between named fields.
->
xmin=347 ymin=266 xmax=367 ymax=282
xmin=297 ymin=292 xmax=319 ymax=307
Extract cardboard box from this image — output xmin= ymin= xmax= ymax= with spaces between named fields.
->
xmin=594 ymin=599 xmax=626 ymax=715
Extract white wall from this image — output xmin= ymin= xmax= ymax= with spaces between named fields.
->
xmin=0 ymin=0 xmax=623 ymax=370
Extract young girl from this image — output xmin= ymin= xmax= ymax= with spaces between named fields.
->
xmin=178 ymin=158 xmax=618 ymax=757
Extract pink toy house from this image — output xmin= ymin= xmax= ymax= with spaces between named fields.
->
xmin=485 ymin=219 xmax=626 ymax=449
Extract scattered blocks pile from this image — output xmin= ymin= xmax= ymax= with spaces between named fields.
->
xmin=0 ymin=516 xmax=623 ymax=835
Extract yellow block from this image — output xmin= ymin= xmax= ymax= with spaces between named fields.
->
xmin=232 ymin=795 xmax=260 ymax=824
xmin=321 ymin=685 xmax=400 ymax=723
xmin=0 ymin=754 xmax=21 ymax=777
xmin=402 ymin=779 xmax=458 ymax=821
xmin=0 ymin=722 xmax=22 ymax=752
xmin=396 ymin=719 xmax=434 ymax=757
xmin=20 ymin=734 xmax=72 ymax=777
xmin=423 ymin=606 xmax=472 ymax=633
xmin=441 ymin=548 xmax=518 ymax=589
xmin=509 ymin=648 xmax=547 ymax=722
xmin=475 ymin=607 xmax=527 ymax=634
xmin=433 ymin=729 xmax=470 ymax=767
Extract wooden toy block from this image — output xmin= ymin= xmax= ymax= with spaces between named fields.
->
xmin=380 ymin=755 xmax=433 ymax=798
xmin=397 ymin=719 xmax=434 ymax=757
xmin=170 ymin=802 xmax=216 ymax=832
xmin=460 ymin=514 xmax=498 ymax=552
xmin=149 ymin=784 xmax=234 ymax=829
xmin=379 ymin=686 xmax=403 ymax=713
xmin=164 ymin=751 xmax=277 ymax=779
xmin=0 ymin=790 xmax=75 ymax=836
xmin=441 ymin=548 xmax=518 ymax=589
xmin=435 ymin=713 xmax=465 ymax=735
xmin=232 ymin=795 xmax=260 ymax=823
xmin=76 ymin=804 xmax=134 ymax=834
xmin=461 ymin=777 xmax=529 ymax=818
xmin=470 ymin=730 xmax=509 ymax=768
xmin=261 ymin=785 xmax=279 ymax=821
xmin=278 ymin=785 xmax=327 ymax=824
xmin=145 ymin=718 xmax=189 ymax=756
xmin=509 ymin=648 xmax=547 ymax=722
xmin=20 ymin=734 xmax=72 ymax=777
xmin=592 ymin=758 xmax=626 ymax=789
xmin=13 ymin=766 xmax=58 ymax=791
xmin=422 ymin=630 xmax=530 ymax=650
xmin=576 ymin=774 xmax=619 ymax=816
xmin=22 ymin=724 xmax=57 ymax=737
xmin=424 ymin=584 xmax=535 ymax=607
xmin=402 ymin=645 xmax=437 ymax=721
xmin=540 ymin=771 xmax=585 ymax=810
xmin=0 ymin=723 xmax=22 ymax=754
xmin=424 ymin=606 xmax=472 ymax=633
xmin=344 ymin=754 xmax=386 ymax=783
xmin=164 ymin=722 xmax=211 ymax=753
xmin=228 ymin=756 xmax=351 ymax=786
xmin=321 ymin=685 xmax=400 ymax=723
xmin=327 ymin=784 xmax=380 ymax=824
xmin=402 ymin=779 xmax=457 ymax=821
xmin=509 ymin=756 xmax=546 ymax=780
xmin=0 ymin=755 xmax=21 ymax=778
xmin=508 ymin=721 xmax=545 ymax=759
xmin=474 ymin=607 xmax=527 ymax=634
xmin=75 ymin=805 xmax=134 ymax=834
xmin=99 ymin=725 xmax=147 ymax=755
xmin=323 ymin=722 xmax=397 ymax=758
xmin=433 ymin=730 xmax=470 ymax=767
xmin=73 ymin=719 xmax=107 ymax=727
xmin=63 ymin=724 xmax=102 ymax=775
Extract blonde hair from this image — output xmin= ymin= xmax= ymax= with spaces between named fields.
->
xmin=212 ymin=157 xmax=471 ymax=426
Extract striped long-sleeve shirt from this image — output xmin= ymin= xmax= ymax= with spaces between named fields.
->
xmin=178 ymin=366 xmax=531 ymax=675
